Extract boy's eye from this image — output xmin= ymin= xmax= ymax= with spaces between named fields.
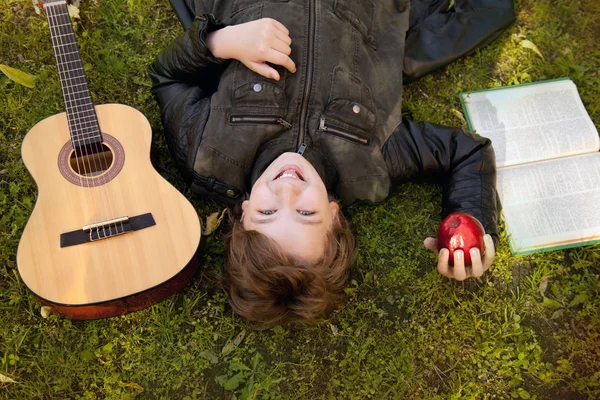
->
xmin=298 ymin=210 xmax=315 ymax=216
xmin=260 ymin=210 xmax=276 ymax=215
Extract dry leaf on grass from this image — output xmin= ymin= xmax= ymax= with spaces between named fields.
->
xmin=222 ymin=330 xmax=246 ymax=356
xmin=203 ymin=209 xmax=228 ymax=235
xmin=121 ymin=382 xmax=144 ymax=392
xmin=329 ymin=323 xmax=339 ymax=336
xmin=68 ymin=4 xmax=80 ymax=20
xmin=31 ymin=0 xmax=40 ymax=14
xmin=0 ymin=373 xmax=15 ymax=384
xmin=452 ymin=108 xmax=467 ymax=125
xmin=520 ymin=40 xmax=545 ymax=60
xmin=538 ymin=276 xmax=550 ymax=297
xmin=40 ymin=306 xmax=52 ymax=318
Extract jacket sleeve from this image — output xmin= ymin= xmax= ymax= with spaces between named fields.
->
xmin=403 ymin=0 xmax=516 ymax=83
xmin=148 ymin=13 xmax=229 ymax=181
xmin=382 ymin=119 xmax=499 ymax=247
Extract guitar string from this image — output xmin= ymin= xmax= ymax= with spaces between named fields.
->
xmin=50 ymin=4 xmax=126 ymax=238
xmin=47 ymin=3 xmax=113 ymax=239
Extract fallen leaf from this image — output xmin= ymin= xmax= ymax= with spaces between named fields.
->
xmin=203 ymin=209 xmax=228 ymax=235
xmin=538 ymin=276 xmax=550 ymax=297
xmin=121 ymin=382 xmax=144 ymax=392
xmin=0 ymin=169 xmax=7 ymax=175
xmin=329 ymin=323 xmax=339 ymax=336
xmin=222 ymin=330 xmax=246 ymax=356
xmin=31 ymin=0 xmax=40 ymax=15
xmin=0 ymin=64 xmax=35 ymax=88
xmin=68 ymin=4 xmax=80 ymax=21
xmin=40 ymin=306 xmax=52 ymax=318
xmin=520 ymin=40 xmax=545 ymax=60
xmin=0 ymin=373 xmax=15 ymax=383
xmin=452 ymin=108 xmax=467 ymax=125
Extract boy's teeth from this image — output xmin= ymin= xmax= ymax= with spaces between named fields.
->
xmin=277 ymin=169 xmax=300 ymax=179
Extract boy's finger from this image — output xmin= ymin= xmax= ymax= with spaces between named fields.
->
xmin=266 ymin=49 xmax=296 ymax=73
xmin=423 ymin=237 xmax=438 ymax=252
xmin=452 ymin=250 xmax=467 ymax=281
xmin=248 ymin=61 xmax=279 ymax=80
xmin=469 ymin=248 xmax=484 ymax=278
xmin=482 ymin=234 xmax=495 ymax=269
xmin=437 ymin=249 xmax=451 ymax=277
xmin=271 ymin=39 xmax=292 ymax=57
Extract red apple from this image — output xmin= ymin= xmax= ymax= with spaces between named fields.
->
xmin=437 ymin=212 xmax=485 ymax=266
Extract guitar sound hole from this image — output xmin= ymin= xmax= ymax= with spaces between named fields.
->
xmin=59 ymin=133 xmax=124 ymax=187
xmin=69 ymin=143 xmax=114 ymax=177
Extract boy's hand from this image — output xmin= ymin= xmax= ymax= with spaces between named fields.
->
xmin=206 ymin=18 xmax=296 ymax=80
xmin=423 ymin=234 xmax=495 ymax=281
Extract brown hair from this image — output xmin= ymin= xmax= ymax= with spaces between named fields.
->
xmin=222 ymin=206 xmax=356 ymax=329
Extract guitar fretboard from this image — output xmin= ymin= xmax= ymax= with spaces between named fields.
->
xmin=45 ymin=0 xmax=102 ymax=149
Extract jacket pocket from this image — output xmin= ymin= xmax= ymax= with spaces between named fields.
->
xmin=227 ymin=113 xmax=292 ymax=151
xmin=334 ymin=0 xmax=377 ymax=49
xmin=318 ymin=117 xmax=370 ymax=145
xmin=230 ymin=115 xmax=292 ymax=129
xmin=328 ymin=67 xmax=375 ymax=113
xmin=232 ymin=78 xmax=287 ymax=110
xmin=318 ymin=98 xmax=376 ymax=146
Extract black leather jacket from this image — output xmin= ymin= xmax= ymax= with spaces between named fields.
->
xmin=149 ymin=0 xmax=514 ymax=244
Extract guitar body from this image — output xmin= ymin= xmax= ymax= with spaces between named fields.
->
xmin=17 ymin=104 xmax=202 ymax=319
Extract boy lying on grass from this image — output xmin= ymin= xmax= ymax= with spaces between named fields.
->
xmin=149 ymin=0 xmax=513 ymax=327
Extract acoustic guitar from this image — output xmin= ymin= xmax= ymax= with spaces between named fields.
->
xmin=16 ymin=0 xmax=202 ymax=319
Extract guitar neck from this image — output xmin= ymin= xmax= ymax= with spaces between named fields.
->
xmin=44 ymin=0 xmax=102 ymax=149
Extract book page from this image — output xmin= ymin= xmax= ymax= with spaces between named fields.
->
xmin=461 ymin=79 xmax=599 ymax=167
xmin=497 ymin=152 xmax=600 ymax=253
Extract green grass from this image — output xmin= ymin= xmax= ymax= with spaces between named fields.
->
xmin=1 ymin=0 xmax=599 ymax=398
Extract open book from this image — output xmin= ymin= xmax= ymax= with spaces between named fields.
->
xmin=459 ymin=78 xmax=600 ymax=255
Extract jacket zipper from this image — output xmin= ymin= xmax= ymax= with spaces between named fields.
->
xmin=296 ymin=0 xmax=316 ymax=153
xmin=319 ymin=117 xmax=371 ymax=145
xmin=230 ymin=115 xmax=292 ymax=129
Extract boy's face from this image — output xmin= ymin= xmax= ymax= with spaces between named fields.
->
xmin=242 ymin=152 xmax=339 ymax=262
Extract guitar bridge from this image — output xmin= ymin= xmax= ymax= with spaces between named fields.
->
xmin=60 ymin=213 xmax=156 ymax=248
xmin=83 ymin=216 xmax=129 ymax=241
